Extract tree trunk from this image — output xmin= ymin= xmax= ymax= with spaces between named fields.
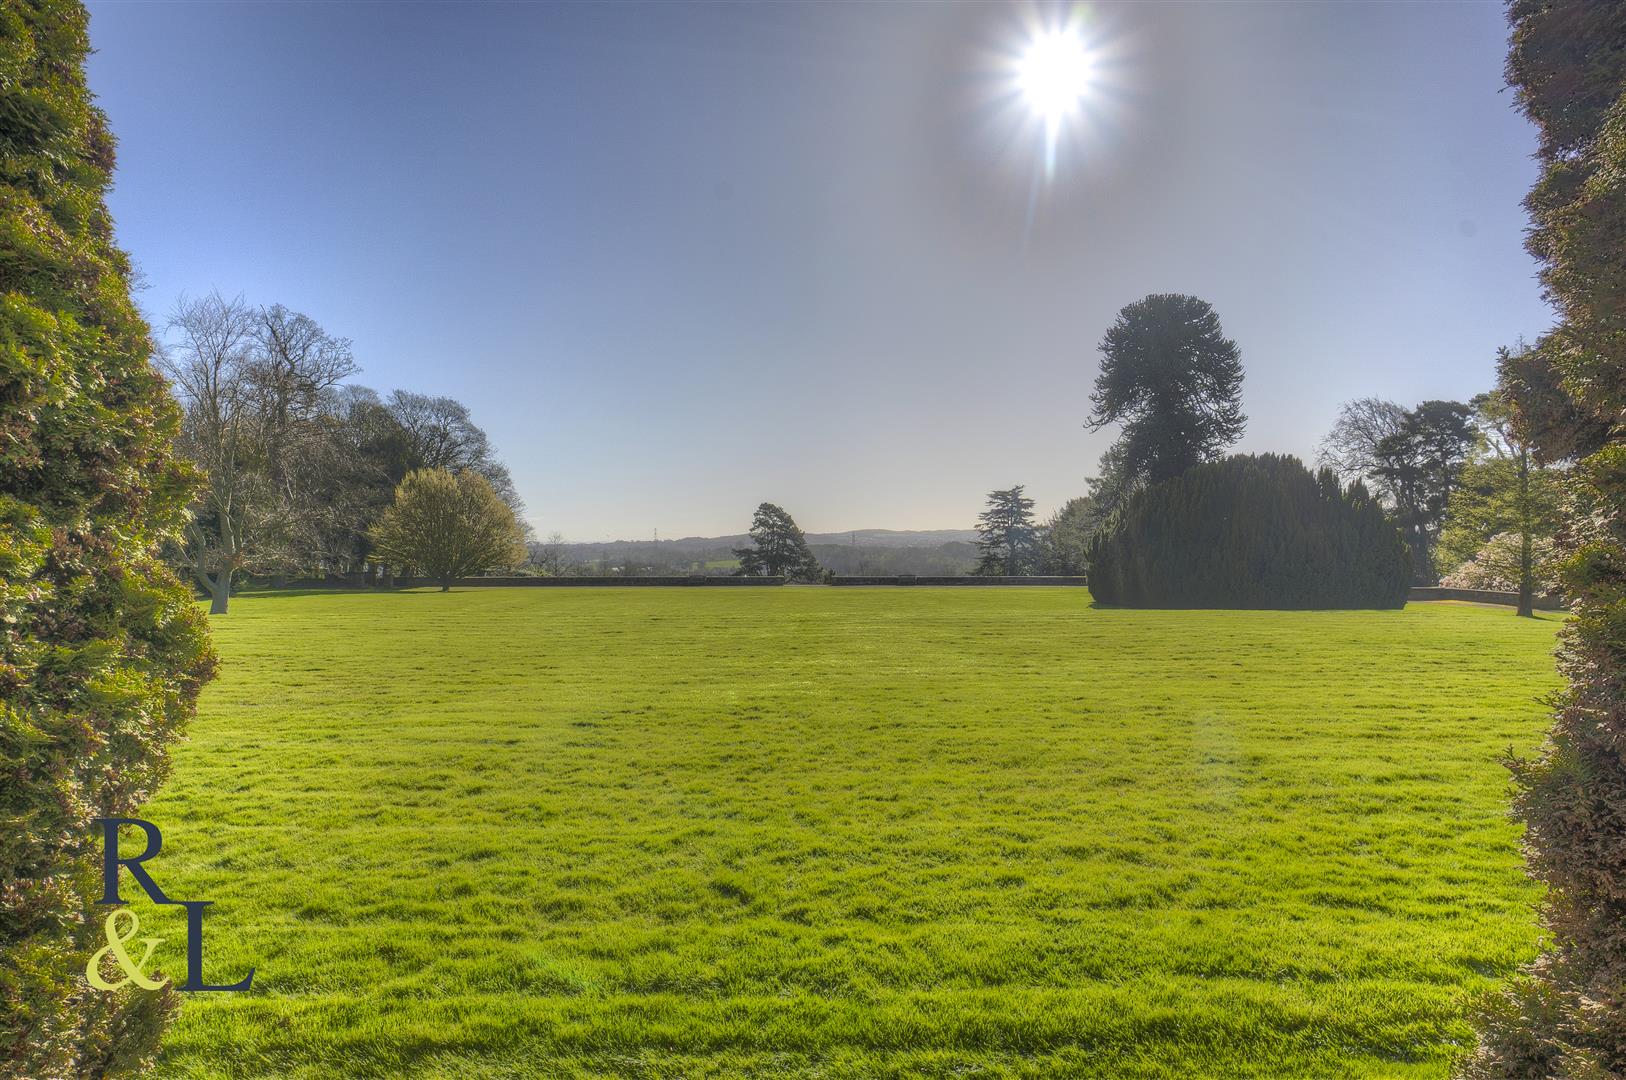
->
xmin=206 ymin=572 xmax=230 ymax=615
xmin=1517 ymin=545 xmax=1535 ymax=617
xmin=1516 ymin=450 xmax=1535 ymax=618
xmin=1408 ymin=529 xmax=1437 ymax=586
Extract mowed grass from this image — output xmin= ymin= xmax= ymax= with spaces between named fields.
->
xmin=130 ymin=588 xmax=1562 ymax=1079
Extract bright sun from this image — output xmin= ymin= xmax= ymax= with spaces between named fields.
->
xmin=1018 ymin=28 xmax=1091 ymax=131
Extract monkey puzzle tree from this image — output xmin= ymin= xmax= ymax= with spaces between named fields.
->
xmin=1088 ymin=294 xmax=1246 ymax=486
xmin=733 ymin=503 xmax=821 ymax=582
xmin=1463 ymin=2 xmax=1626 ymax=1075
xmin=0 ymin=3 xmax=216 ymax=1075
xmin=369 ymin=469 xmax=526 ymax=591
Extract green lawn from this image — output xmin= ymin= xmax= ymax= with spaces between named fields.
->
xmin=132 ymin=589 xmax=1562 ymax=1078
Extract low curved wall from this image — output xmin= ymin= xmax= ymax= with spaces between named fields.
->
xmin=261 ymin=575 xmax=786 ymax=588
xmin=391 ymin=575 xmax=786 ymax=587
xmin=1408 ymin=586 xmax=1567 ymax=610
xmin=830 ymin=576 xmax=1086 ymax=586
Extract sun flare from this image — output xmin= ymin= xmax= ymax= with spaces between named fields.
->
xmin=1018 ymin=28 xmax=1092 ymax=130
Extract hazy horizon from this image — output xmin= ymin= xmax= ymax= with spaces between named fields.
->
xmin=86 ymin=2 xmax=1551 ymax=541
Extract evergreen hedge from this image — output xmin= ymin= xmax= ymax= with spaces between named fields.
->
xmin=1086 ymin=453 xmax=1410 ymax=609
xmin=1463 ymin=2 xmax=1626 ymax=1074
xmin=1 ymin=3 xmax=217 ymax=1076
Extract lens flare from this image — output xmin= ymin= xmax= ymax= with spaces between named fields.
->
xmin=1018 ymin=29 xmax=1091 ymax=132
xmin=1011 ymin=19 xmax=1098 ymax=188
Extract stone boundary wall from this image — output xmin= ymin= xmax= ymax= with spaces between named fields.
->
xmin=259 ymin=574 xmax=1085 ymax=589
xmin=1408 ymin=586 xmax=1567 ymax=611
xmin=258 ymin=579 xmax=1551 ymax=603
xmin=256 ymin=572 xmax=1092 ymax=592
xmin=280 ymin=575 xmax=789 ymax=588
xmin=830 ymin=575 xmax=1086 ymax=586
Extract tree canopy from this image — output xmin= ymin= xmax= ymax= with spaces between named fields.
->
xmin=1318 ymin=397 xmax=1478 ymax=585
xmin=973 ymin=486 xmax=1041 ymax=575
xmin=370 ymin=469 xmax=527 ymax=590
xmin=1369 ymin=399 xmax=1476 ymax=584
xmin=162 ymin=292 xmax=523 ymax=607
xmin=1434 ymin=384 xmax=1564 ymax=614
xmin=1038 ymin=496 xmax=1095 ymax=575
xmin=733 ymin=503 xmax=822 ymax=582
xmin=1317 ymin=397 xmax=1408 ymax=490
xmin=1088 ymin=294 xmax=1246 ymax=486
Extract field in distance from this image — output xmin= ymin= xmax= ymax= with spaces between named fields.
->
xmin=139 ymin=589 xmax=1562 ymax=1078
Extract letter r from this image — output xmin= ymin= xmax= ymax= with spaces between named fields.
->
xmin=95 ymin=817 xmax=171 ymax=905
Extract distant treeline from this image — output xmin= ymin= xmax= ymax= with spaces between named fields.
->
xmin=161 ymin=293 xmax=525 ymax=608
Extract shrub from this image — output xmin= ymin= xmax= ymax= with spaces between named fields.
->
xmin=370 ymin=469 xmax=527 ymax=590
xmin=1086 ymin=453 xmax=1410 ymax=609
xmin=0 ymin=2 xmax=217 ymax=1076
xmin=1439 ymin=532 xmax=1562 ymax=596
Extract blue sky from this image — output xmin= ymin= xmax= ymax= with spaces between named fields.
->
xmin=86 ymin=2 xmax=1550 ymax=541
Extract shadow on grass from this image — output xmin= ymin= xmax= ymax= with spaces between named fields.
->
xmin=1086 ymin=598 xmax=1566 ymax=621
xmin=208 ymin=587 xmax=439 ymax=603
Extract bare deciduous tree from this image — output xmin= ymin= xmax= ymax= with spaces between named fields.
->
xmin=1316 ymin=397 xmax=1407 ymax=496
xmin=386 ymin=389 xmax=522 ymax=514
xmin=161 ymin=292 xmax=267 ymax=613
xmin=163 ymin=294 xmax=359 ymax=612
xmin=252 ymin=303 xmax=357 ymax=498
xmin=529 ymin=531 xmax=575 ymax=576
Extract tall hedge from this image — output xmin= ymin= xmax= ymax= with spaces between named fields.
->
xmin=1462 ymin=2 xmax=1626 ymax=1075
xmin=0 ymin=3 xmax=216 ymax=1077
xmin=1086 ymin=453 xmax=1410 ymax=609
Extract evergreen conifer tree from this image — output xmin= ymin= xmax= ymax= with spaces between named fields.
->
xmin=733 ymin=503 xmax=821 ymax=582
xmin=973 ymin=486 xmax=1040 ymax=576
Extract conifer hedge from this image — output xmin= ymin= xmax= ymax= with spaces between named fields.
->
xmin=1086 ymin=453 xmax=1410 ymax=609
xmin=1462 ymin=2 xmax=1626 ymax=1074
xmin=1 ymin=3 xmax=216 ymax=1076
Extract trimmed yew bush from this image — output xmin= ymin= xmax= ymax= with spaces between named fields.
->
xmin=1086 ymin=453 xmax=1409 ymax=609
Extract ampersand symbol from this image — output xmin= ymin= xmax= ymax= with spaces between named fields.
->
xmin=86 ymin=908 xmax=169 ymax=991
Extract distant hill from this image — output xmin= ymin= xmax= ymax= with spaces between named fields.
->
xmin=548 ymin=529 xmax=981 ymax=576
xmin=804 ymin=529 xmax=979 ymax=548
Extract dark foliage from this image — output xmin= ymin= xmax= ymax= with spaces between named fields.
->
xmin=973 ymin=486 xmax=1041 ymax=576
xmin=1463 ymin=1 xmax=1626 ymax=1075
xmin=0 ymin=2 xmax=216 ymax=1074
xmin=1038 ymin=496 xmax=1095 ymax=575
xmin=1371 ymin=400 xmax=1477 ymax=584
xmin=1086 ymin=454 xmax=1409 ymax=609
xmin=733 ymin=503 xmax=822 ymax=582
xmin=1088 ymin=294 xmax=1246 ymax=486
